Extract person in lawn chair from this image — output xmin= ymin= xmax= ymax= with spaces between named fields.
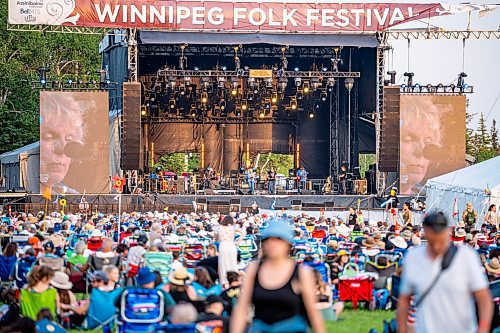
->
xmin=365 ymin=256 xmax=398 ymax=310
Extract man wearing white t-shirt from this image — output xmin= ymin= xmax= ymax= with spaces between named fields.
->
xmin=397 ymin=213 xmax=493 ymax=333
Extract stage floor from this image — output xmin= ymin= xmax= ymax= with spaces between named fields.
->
xmin=1 ymin=193 xmax=414 ymax=212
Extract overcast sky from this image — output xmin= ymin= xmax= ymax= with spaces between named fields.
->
xmin=388 ymin=0 xmax=500 ymax=129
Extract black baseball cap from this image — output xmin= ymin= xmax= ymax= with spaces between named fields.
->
xmin=422 ymin=213 xmax=448 ymax=232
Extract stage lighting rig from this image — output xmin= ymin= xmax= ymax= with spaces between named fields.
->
xmin=403 ymin=72 xmax=414 ymax=87
xmin=290 ymin=98 xmax=298 ymax=110
xmin=294 ymin=77 xmax=302 ymax=88
xmin=230 ymin=77 xmax=239 ymax=96
xmin=311 ymin=77 xmax=321 ymax=91
xmin=320 ymin=91 xmax=327 ymax=102
xmin=387 ymin=71 xmax=396 ymax=85
xmin=327 ymin=78 xmax=336 ymax=91
xmin=303 ymin=82 xmax=310 ymax=94
xmin=38 ymin=67 xmax=48 ymax=86
xmin=278 ymin=77 xmax=288 ymax=92
xmin=271 ymin=93 xmax=278 ymax=104
xmin=241 ymin=101 xmax=248 ymax=111
xmin=265 ymin=78 xmax=273 ymax=89
xmin=168 ymin=76 xmax=177 ymax=90
xmin=201 ymin=91 xmax=209 ymax=104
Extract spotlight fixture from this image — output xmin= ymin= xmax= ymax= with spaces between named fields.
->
xmin=344 ymin=78 xmax=354 ymax=92
xmin=403 ymin=72 xmax=414 ymax=87
xmin=387 ymin=70 xmax=396 ymax=85
xmin=235 ymin=107 xmax=242 ymax=117
xmin=413 ymin=83 xmax=421 ymax=92
xmin=278 ymin=77 xmax=288 ymax=91
xmin=217 ymin=76 xmax=226 ymax=88
xmin=184 ymin=76 xmax=192 ymax=87
xmin=320 ymin=91 xmax=327 ymax=102
xmin=265 ymin=78 xmax=273 ymax=89
xmin=220 ymin=100 xmax=227 ymax=111
xmin=98 ymin=69 xmax=108 ymax=88
xmin=327 ymin=78 xmax=335 ymax=91
xmin=168 ymin=76 xmax=177 ymax=89
xmin=322 ymin=67 xmax=328 ymax=72
xmin=190 ymin=104 xmax=197 ymax=117
xmin=271 ymin=93 xmax=278 ymax=104
xmin=308 ymin=109 xmax=315 ymax=119
xmin=290 ymin=98 xmax=297 ymax=110
xmin=259 ymin=109 xmax=265 ymax=118
xmin=201 ymin=77 xmax=211 ymax=89
xmin=247 ymin=77 xmax=256 ymax=88
xmin=169 ymin=98 xmax=176 ymax=110
xmin=241 ymin=100 xmax=248 ymax=111
xmin=311 ymin=77 xmax=321 ymax=91
xmin=303 ymin=82 xmax=310 ymax=94
xmin=294 ymin=77 xmax=302 ymax=88
xmin=38 ymin=67 xmax=48 ymax=85
xmin=247 ymin=92 xmax=254 ymax=101
xmin=194 ymin=66 xmax=199 ymax=71
xmin=141 ymin=106 xmax=148 ymax=116
xmin=221 ymin=66 xmax=227 ymax=71
xmin=201 ymin=91 xmax=208 ymax=104
xmin=296 ymin=92 xmax=304 ymax=100
xmin=294 ymin=67 xmax=299 ymax=72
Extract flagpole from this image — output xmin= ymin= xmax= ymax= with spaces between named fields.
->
xmin=118 ymin=194 xmax=122 ymax=243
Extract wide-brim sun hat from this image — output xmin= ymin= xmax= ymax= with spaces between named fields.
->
xmin=168 ymin=267 xmax=193 ymax=286
xmin=261 ymin=221 xmax=293 ymax=244
xmin=389 ymin=236 xmax=408 ymax=249
xmin=50 ymin=271 xmax=73 ymax=290
xmin=485 ymin=258 xmax=500 ymax=275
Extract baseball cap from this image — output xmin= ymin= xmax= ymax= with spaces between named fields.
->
xmin=422 ymin=213 xmax=448 ymax=232
xmin=89 ymin=270 xmax=109 ymax=283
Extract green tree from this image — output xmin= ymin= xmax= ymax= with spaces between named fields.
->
xmin=0 ymin=1 xmax=100 ymax=153
xmin=491 ymin=119 xmax=499 ymax=152
xmin=155 ymin=153 xmax=200 ymax=174
xmin=465 ymin=110 xmax=476 ymax=156
xmin=476 ymin=112 xmax=491 ymax=149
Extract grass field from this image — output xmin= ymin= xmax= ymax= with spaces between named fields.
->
xmin=68 ymin=310 xmax=395 ymax=333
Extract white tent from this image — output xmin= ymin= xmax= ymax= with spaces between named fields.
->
xmin=425 ymin=156 xmax=500 ymax=225
xmin=0 ymin=142 xmax=40 ymax=193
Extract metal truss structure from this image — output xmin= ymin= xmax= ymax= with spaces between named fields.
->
xmin=384 ymin=29 xmax=500 ymax=40
xmin=144 ymin=116 xmax=297 ymax=125
xmin=329 ymin=83 xmax=340 ymax=181
xmin=375 ymin=37 xmax=388 ymax=196
xmin=154 ymin=69 xmax=360 ymax=79
xmin=7 ymin=23 xmax=111 ymax=35
xmin=127 ymin=29 xmax=138 ymax=82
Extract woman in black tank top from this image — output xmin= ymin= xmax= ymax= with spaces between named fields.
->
xmin=230 ymin=221 xmax=326 ymax=333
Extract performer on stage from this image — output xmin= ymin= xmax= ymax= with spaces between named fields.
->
xmin=246 ymin=167 xmax=255 ymax=194
xmin=297 ymin=166 xmax=308 ymax=194
xmin=267 ymin=167 xmax=276 ymax=194
xmin=338 ymin=164 xmax=349 ymax=194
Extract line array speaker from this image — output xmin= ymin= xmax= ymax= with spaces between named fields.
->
xmin=121 ymin=82 xmax=142 ymax=170
xmin=379 ymin=86 xmax=400 ymax=172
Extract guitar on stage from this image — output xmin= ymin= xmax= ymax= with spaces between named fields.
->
xmin=322 ymin=176 xmax=332 ymax=194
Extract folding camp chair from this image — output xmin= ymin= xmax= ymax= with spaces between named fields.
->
xmin=144 ymin=252 xmax=173 ymax=280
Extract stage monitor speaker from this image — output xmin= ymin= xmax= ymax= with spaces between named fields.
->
xmin=379 ymin=86 xmax=400 ymax=172
xmin=239 ymin=189 xmax=251 ymax=195
xmin=121 ymin=82 xmax=142 ymax=170
xmin=291 ymin=199 xmax=302 ymax=210
xmin=301 ymin=190 xmax=313 ymax=195
xmin=230 ymin=198 xmax=241 ymax=205
xmin=276 ymin=189 xmax=287 ymax=195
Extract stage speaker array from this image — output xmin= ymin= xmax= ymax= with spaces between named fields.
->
xmin=379 ymin=86 xmax=400 ymax=172
xmin=121 ymin=82 xmax=142 ymax=170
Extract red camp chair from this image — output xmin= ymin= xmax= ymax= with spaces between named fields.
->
xmin=338 ymin=277 xmax=374 ymax=310
xmin=87 ymin=237 xmax=103 ymax=252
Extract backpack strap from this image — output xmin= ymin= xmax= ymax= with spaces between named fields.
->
xmin=415 ymin=245 xmax=457 ymax=307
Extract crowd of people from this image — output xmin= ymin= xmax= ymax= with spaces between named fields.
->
xmin=0 ymin=202 xmax=497 ymax=333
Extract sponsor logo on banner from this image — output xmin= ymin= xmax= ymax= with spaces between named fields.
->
xmin=8 ymin=0 xmax=458 ymax=32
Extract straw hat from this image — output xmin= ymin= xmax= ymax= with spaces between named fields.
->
xmin=168 ymin=267 xmax=193 ymax=286
xmin=362 ymin=236 xmax=377 ymax=248
xmin=390 ymin=236 xmax=408 ymax=249
xmin=328 ymin=240 xmax=339 ymax=250
xmin=457 ymin=221 xmax=466 ymax=228
xmin=50 ymin=271 xmax=73 ymax=290
xmin=485 ymin=258 xmax=500 ymax=275
xmin=455 ymin=228 xmax=467 ymax=238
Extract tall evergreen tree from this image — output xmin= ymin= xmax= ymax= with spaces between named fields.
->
xmin=476 ymin=112 xmax=491 ymax=149
xmin=491 ymin=119 xmax=499 ymax=152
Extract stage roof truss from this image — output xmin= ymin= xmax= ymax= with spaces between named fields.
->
xmin=143 ymin=117 xmax=298 ymax=125
xmin=139 ymin=44 xmax=341 ymax=59
xmin=384 ymin=29 xmax=500 ymax=40
xmin=6 ymin=23 xmax=114 ymax=35
xmin=153 ymin=69 xmax=360 ymax=79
